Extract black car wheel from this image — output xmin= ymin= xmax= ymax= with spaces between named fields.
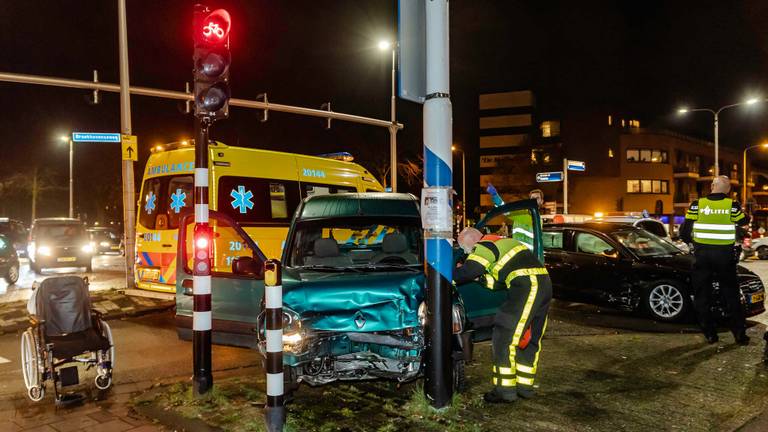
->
xmin=29 ymin=261 xmax=40 ymax=274
xmin=4 ymin=263 xmax=19 ymax=284
xmin=758 ymin=246 xmax=768 ymax=260
xmin=643 ymin=281 xmax=690 ymax=322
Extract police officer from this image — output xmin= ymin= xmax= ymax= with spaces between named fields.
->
xmin=680 ymin=175 xmax=749 ymax=345
xmin=454 ymin=227 xmax=552 ymax=403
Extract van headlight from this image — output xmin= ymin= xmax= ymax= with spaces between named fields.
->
xmin=100 ymin=241 xmax=110 ymax=247
xmin=82 ymin=243 xmax=94 ymax=253
xmin=37 ymin=246 xmax=52 ymax=257
xmin=418 ymin=302 xmax=427 ymax=326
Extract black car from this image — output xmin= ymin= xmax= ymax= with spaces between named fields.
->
xmin=543 ymin=222 xmax=765 ymax=322
xmin=87 ymin=227 xmax=124 ymax=255
xmin=0 ymin=233 xmax=20 ymax=284
xmin=28 ymin=218 xmax=93 ymax=273
xmin=0 ymin=218 xmax=28 ymax=257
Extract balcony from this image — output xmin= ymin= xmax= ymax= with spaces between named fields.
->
xmin=673 ymin=166 xmax=699 ymax=179
xmin=674 ymin=193 xmax=698 ymax=208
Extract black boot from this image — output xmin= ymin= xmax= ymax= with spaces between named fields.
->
xmin=734 ymin=330 xmax=750 ymax=346
xmin=483 ymin=388 xmax=518 ymax=404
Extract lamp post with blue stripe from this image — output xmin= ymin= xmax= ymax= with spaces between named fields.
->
xmin=422 ymin=0 xmax=454 ymax=409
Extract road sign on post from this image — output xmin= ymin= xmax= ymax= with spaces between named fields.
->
xmin=398 ymin=0 xmax=426 ymax=104
xmin=567 ymin=160 xmax=585 ymax=171
xmin=121 ymin=135 xmax=137 ymax=161
xmin=72 ymin=132 xmax=121 ymax=143
xmin=536 ymin=171 xmax=564 ymax=182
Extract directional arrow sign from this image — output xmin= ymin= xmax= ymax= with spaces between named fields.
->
xmin=122 ymin=135 xmax=138 ymax=161
xmin=567 ymin=160 xmax=586 ymax=171
xmin=536 ymin=171 xmax=563 ymax=182
xmin=72 ymin=132 xmax=121 ymax=143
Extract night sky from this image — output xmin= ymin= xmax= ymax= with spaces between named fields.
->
xmin=1 ymin=1 xmax=768 ymax=221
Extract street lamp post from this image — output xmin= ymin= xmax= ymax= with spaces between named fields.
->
xmin=742 ymin=142 xmax=768 ymax=203
xmin=678 ymin=98 xmax=761 ymax=177
xmin=452 ymin=145 xmax=466 ymax=228
xmin=379 ymin=40 xmax=398 ymax=192
xmin=60 ymin=136 xmax=74 ymax=218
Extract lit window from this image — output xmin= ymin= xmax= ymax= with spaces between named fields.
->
xmin=608 ymin=115 xmax=613 ymax=126
xmin=540 ymin=120 xmax=560 ymax=138
xmin=627 ymin=149 xmax=639 ymax=162
xmin=626 ymin=179 xmax=669 ymax=194
xmin=608 ymin=148 xmax=614 ymax=158
xmin=621 ymin=119 xmax=626 ymax=127
xmin=627 ymin=180 xmax=640 ymax=193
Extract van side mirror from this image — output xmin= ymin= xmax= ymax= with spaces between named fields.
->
xmin=233 ymin=256 xmax=264 ymax=278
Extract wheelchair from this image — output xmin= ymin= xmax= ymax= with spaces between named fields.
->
xmin=20 ymin=276 xmax=114 ymax=404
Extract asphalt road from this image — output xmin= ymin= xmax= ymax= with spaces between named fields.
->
xmin=0 ymin=255 xmax=127 ymax=304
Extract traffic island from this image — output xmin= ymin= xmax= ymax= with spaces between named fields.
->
xmin=130 ymin=318 xmax=768 ymax=432
xmin=0 ymin=288 xmax=174 ymax=334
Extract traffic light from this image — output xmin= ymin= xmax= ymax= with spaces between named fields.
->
xmin=193 ymin=224 xmax=212 ymax=274
xmin=193 ymin=5 xmax=231 ymax=120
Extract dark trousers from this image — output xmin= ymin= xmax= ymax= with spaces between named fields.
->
xmin=692 ymin=245 xmax=745 ymax=336
xmin=491 ymin=274 xmax=552 ymax=393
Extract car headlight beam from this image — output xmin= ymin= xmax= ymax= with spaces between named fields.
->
xmin=37 ymin=246 xmax=52 ymax=257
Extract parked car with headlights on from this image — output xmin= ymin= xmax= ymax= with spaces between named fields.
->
xmin=87 ymin=227 xmax=124 ymax=255
xmin=0 ymin=234 xmax=20 ymax=284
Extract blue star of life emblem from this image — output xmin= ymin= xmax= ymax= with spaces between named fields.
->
xmin=230 ymin=185 xmax=254 ymax=214
xmin=170 ymin=188 xmax=187 ymax=214
xmin=145 ymin=191 xmax=157 ymax=214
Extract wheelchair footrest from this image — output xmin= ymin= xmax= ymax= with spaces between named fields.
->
xmin=59 ymin=366 xmax=79 ymax=387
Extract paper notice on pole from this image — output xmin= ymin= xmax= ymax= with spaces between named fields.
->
xmin=421 ymin=187 xmax=453 ymax=232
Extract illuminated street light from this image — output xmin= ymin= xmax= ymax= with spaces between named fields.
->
xmin=676 ymin=97 xmax=765 ymax=176
xmin=376 ymin=38 xmax=398 ymax=191
xmin=742 ymin=141 xmax=768 ymax=202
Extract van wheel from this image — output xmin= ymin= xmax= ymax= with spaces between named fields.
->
xmin=758 ymin=246 xmax=768 ymax=260
xmin=453 ymin=357 xmax=466 ymax=393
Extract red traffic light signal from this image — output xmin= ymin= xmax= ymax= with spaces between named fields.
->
xmin=193 ymin=5 xmax=231 ymax=120
xmin=197 ymin=9 xmax=231 ymax=45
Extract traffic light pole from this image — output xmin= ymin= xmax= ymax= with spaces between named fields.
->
xmin=117 ymin=0 xmax=136 ymax=290
xmin=423 ymin=0 xmax=453 ymax=409
xmin=193 ymin=117 xmax=213 ymax=396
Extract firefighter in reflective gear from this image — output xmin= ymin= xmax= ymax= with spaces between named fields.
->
xmin=680 ymin=175 xmax=750 ymax=345
xmin=454 ymin=227 xmax=552 ymax=403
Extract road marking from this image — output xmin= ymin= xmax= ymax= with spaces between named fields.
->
xmin=0 ymin=356 xmax=11 ymax=364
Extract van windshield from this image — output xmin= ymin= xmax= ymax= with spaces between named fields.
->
xmin=36 ymin=225 xmax=87 ymax=243
xmin=289 ymin=217 xmax=422 ymax=269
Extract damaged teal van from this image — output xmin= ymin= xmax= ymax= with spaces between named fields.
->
xmin=174 ymin=193 xmax=541 ymax=390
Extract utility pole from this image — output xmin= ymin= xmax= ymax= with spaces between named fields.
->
xmin=68 ymin=138 xmax=74 ymax=218
xmin=31 ymin=166 xmax=38 ymax=222
xmin=389 ymin=46 xmax=398 ymax=192
xmin=118 ymin=0 xmax=136 ymax=290
xmin=423 ymin=0 xmax=453 ymax=409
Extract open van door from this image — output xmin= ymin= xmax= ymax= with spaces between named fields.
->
xmin=455 ymin=199 xmax=542 ymax=330
xmin=175 ymin=210 xmax=267 ymax=348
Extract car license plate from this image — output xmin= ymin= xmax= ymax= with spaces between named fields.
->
xmin=57 ymin=257 xmax=77 ymax=262
xmin=111 ymin=246 xmax=119 ymax=250
xmin=140 ymin=268 xmax=161 ymax=282
xmin=751 ymin=292 xmax=764 ymax=304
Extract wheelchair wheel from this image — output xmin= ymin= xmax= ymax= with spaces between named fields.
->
xmin=95 ymin=321 xmax=114 ymax=390
xmin=20 ymin=329 xmax=44 ymax=401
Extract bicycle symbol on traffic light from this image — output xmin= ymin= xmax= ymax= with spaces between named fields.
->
xmin=203 ymin=22 xmax=225 ymax=39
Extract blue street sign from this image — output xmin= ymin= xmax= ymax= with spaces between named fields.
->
xmin=536 ymin=171 xmax=564 ymax=182
xmin=567 ymin=160 xmax=586 ymax=171
xmin=72 ymin=132 xmax=121 ymax=143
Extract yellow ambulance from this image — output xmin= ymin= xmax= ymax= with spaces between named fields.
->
xmin=135 ymin=141 xmax=384 ymax=292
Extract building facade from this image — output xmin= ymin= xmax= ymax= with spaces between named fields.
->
xmin=473 ymin=91 xmax=757 ymax=216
